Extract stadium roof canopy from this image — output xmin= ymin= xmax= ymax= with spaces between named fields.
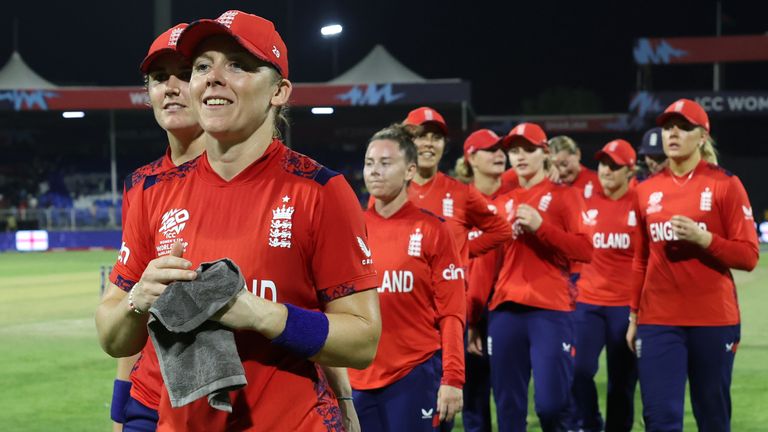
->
xmin=0 ymin=51 xmax=58 ymax=89
xmin=330 ymin=44 xmax=428 ymax=84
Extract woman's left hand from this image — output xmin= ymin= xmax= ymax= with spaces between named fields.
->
xmin=436 ymin=384 xmax=463 ymax=423
xmin=515 ymin=204 xmax=543 ymax=233
xmin=670 ymin=215 xmax=712 ymax=248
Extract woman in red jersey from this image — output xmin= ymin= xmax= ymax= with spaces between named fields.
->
xmin=97 ymin=10 xmax=381 ymax=432
xmin=350 ymin=124 xmax=465 ymax=431
xmin=469 ymin=122 xmax=593 ymax=432
xmin=626 ymin=98 xmax=759 ymax=432
xmin=549 ymin=135 xmax=600 ymax=197
xmin=97 ymin=23 xmax=206 ymax=432
xmin=402 ymin=107 xmax=511 ymax=265
xmin=571 ymin=139 xmax=639 ymax=432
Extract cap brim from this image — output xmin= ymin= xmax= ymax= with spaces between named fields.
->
xmin=656 ymin=111 xmax=698 ymax=128
xmin=177 ymin=20 xmax=283 ymax=76
xmin=140 ymin=48 xmax=179 ymax=74
xmin=502 ymin=135 xmax=546 ymax=149
xmin=420 ymin=120 xmax=448 ymax=136
xmin=594 ymin=150 xmax=631 ymax=166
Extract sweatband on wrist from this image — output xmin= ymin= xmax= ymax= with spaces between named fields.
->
xmin=271 ymin=304 xmax=329 ymax=358
xmin=110 ymin=379 xmax=132 ymax=423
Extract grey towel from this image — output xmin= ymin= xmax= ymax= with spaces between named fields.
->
xmin=148 ymin=258 xmax=248 ymax=412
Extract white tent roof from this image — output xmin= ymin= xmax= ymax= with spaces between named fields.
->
xmin=0 ymin=51 xmax=58 ymax=89
xmin=329 ymin=44 xmax=426 ymax=84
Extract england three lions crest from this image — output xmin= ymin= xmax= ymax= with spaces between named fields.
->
xmin=269 ymin=195 xmax=294 ymax=248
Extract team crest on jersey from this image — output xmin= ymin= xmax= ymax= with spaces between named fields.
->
xmin=408 ymin=228 xmax=423 ymax=257
xmin=647 ymin=192 xmax=663 ymax=214
xmin=538 ymin=192 xmax=552 ymax=212
xmin=584 ymin=181 xmax=593 ymax=199
xmin=269 ymin=195 xmax=294 ymax=249
xmin=442 ymin=193 xmax=454 ymax=217
xmin=628 ymin=210 xmax=637 ymax=227
xmin=582 ymin=209 xmax=598 ymax=226
xmin=700 ymin=187 xmax=713 ymax=211
xmin=159 ymin=208 xmax=190 ymax=239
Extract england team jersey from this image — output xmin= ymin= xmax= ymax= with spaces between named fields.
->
xmin=631 ymin=161 xmax=759 ymax=326
xmin=570 ymin=165 xmax=601 ymax=199
xmin=408 ymin=172 xmax=511 ymax=264
xmin=577 ymin=189 xmax=638 ymax=306
xmin=121 ymin=148 xmax=176 ymax=225
xmin=473 ymin=179 xmax=593 ymax=313
xmin=350 ymin=202 xmax=465 ymax=390
xmin=110 ymin=139 xmax=378 ymax=431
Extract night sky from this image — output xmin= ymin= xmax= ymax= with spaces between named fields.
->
xmin=3 ymin=0 xmax=768 ymax=115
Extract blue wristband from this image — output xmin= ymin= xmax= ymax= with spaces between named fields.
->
xmin=110 ymin=379 xmax=132 ymax=423
xmin=271 ymin=304 xmax=329 ymax=358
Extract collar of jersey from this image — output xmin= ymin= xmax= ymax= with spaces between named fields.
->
xmin=197 ymin=139 xmax=281 ymax=186
xmin=369 ymin=200 xmax=416 ymax=220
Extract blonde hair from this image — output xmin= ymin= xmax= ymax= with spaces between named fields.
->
xmin=547 ymin=135 xmax=580 ymax=155
xmin=700 ymin=134 xmax=718 ymax=165
xmin=269 ymin=69 xmax=290 ymax=139
xmin=453 ymin=156 xmax=472 ymax=184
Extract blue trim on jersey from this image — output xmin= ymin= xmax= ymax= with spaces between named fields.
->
xmin=418 ymin=208 xmax=447 ymax=223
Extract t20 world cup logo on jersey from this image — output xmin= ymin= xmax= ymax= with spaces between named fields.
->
xmin=159 ymin=208 xmax=190 ymax=239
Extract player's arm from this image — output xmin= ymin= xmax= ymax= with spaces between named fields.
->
xmin=520 ymin=189 xmax=593 ymax=262
xmin=321 ymin=366 xmax=360 ymax=432
xmin=627 ymin=194 xmax=649 ymax=353
xmin=466 ymin=187 xmax=512 ymax=258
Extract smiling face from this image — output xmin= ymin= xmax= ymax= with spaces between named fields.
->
xmin=189 ymin=35 xmax=289 ymax=142
xmin=551 ymin=149 xmax=581 ymax=184
xmin=661 ymin=116 xmax=706 ymax=162
xmin=469 ymin=146 xmax=507 ymax=177
xmin=146 ymin=52 xmax=199 ymax=133
xmin=413 ymin=123 xmax=446 ymax=172
xmin=364 ymin=139 xmax=416 ymax=201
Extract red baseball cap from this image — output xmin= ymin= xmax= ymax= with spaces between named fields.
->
xmin=176 ymin=10 xmax=289 ymax=78
xmin=656 ymin=98 xmax=710 ymax=132
xmin=463 ymin=129 xmax=502 ymax=159
xmin=595 ymin=139 xmax=636 ymax=167
xmin=502 ymin=122 xmax=548 ymax=148
xmin=403 ymin=107 xmax=449 ymax=135
xmin=140 ymin=23 xmax=188 ymax=74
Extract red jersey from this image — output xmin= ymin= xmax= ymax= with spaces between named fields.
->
xmin=408 ymin=172 xmax=511 ymax=264
xmin=473 ymin=179 xmax=593 ymax=313
xmin=110 ymin=139 xmax=378 ymax=431
xmin=570 ymin=164 xmax=601 ymax=199
xmin=577 ymin=189 xmax=638 ymax=306
xmin=349 ymin=202 xmax=465 ymax=390
xmin=500 ymin=168 xmax=520 ymax=191
xmin=120 ymin=148 xmax=177 ymax=409
xmin=631 ymin=161 xmax=759 ymax=326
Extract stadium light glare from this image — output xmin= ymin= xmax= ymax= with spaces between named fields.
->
xmin=62 ymin=111 xmax=85 ymax=119
xmin=320 ymin=24 xmax=343 ymax=37
xmin=311 ymin=107 xmax=334 ymax=115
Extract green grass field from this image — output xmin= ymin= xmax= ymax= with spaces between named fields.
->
xmin=0 ymin=250 xmax=766 ymax=431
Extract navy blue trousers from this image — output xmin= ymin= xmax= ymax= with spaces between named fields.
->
xmin=353 ymin=353 xmax=441 ymax=432
xmin=123 ymin=396 xmax=158 ymax=432
xmin=572 ymin=302 xmax=637 ymax=432
xmin=462 ymin=314 xmax=493 ymax=432
xmin=488 ymin=303 xmax=574 ymax=432
xmin=636 ymin=324 xmax=740 ymax=432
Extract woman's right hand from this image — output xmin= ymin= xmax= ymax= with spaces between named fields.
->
xmin=131 ymin=241 xmax=197 ymax=312
xmin=626 ymin=312 xmax=638 ymax=354
xmin=467 ymin=324 xmax=484 ymax=356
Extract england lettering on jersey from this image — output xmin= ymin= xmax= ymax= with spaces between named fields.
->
xmin=378 ymin=270 xmax=414 ymax=293
xmin=649 ymin=221 xmax=708 ymax=242
xmin=592 ymin=232 xmax=631 ymax=249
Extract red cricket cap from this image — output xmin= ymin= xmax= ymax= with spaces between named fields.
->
xmin=595 ymin=139 xmax=636 ymax=167
xmin=463 ymin=129 xmax=502 ymax=159
xmin=656 ymin=98 xmax=710 ymax=132
xmin=403 ymin=107 xmax=449 ymax=135
xmin=140 ymin=23 xmax=188 ymax=74
xmin=176 ymin=10 xmax=289 ymax=78
xmin=502 ymin=122 xmax=548 ymax=148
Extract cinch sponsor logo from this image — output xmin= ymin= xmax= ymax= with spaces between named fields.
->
xmin=249 ymin=279 xmax=277 ymax=302
xmin=442 ymin=264 xmax=465 ymax=281
xmin=592 ymin=232 xmax=631 ymax=249
xmin=378 ymin=270 xmax=414 ymax=293
xmin=118 ymin=241 xmax=131 ymax=265
xmin=649 ymin=221 xmax=707 ymax=242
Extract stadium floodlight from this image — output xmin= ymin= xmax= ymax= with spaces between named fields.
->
xmin=62 ymin=111 xmax=85 ymax=119
xmin=320 ymin=24 xmax=343 ymax=37
xmin=311 ymin=107 xmax=334 ymax=115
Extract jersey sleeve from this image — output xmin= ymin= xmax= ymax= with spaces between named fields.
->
xmin=427 ymin=221 xmax=466 ymax=388
xmin=109 ymin=183 xmax=155 ymax=292
xmin=466 ymin=246 xmax=503 ymax=325
xmin=465 ymin=186 xmax=512 ymax=258
xmin=704 ymin=176 xmax=759 ymax=271
xmin=536 ymin=187 xmax=593 ymax=263
xmin=630 ymin=193 xmax=650 ymax=312
xmin=312 ymin=176 xmax=379 ymax=304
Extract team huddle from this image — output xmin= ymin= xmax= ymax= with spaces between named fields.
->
xmin=94 ymin=9 xmax=759 ymax=432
